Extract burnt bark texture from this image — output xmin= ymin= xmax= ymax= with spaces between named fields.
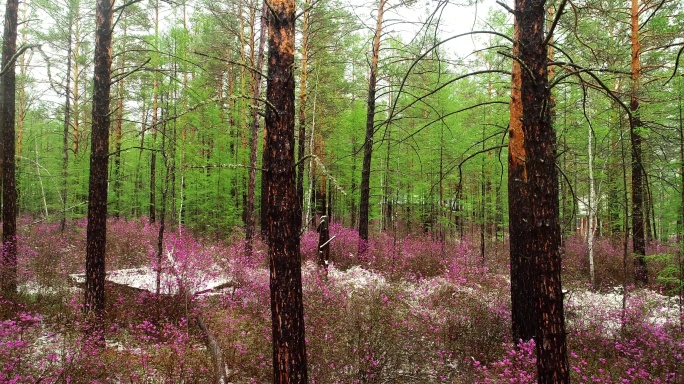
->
xmin=359 ymin=0 xmax=385 ymax=255
xmin=0 ymin=0 xmax=18 ymax=295
xmin=508 ymin=16 xmax=536 ymax=343
xmin=85 ymin=0 xmax=114 ymax=314
xmin=265 ymin=0 xmax=308 ymax=381
xmin=508 ymin=0 xmax=569 ymax=382
xmin=630 ymin=0 xmax=648 ymax=285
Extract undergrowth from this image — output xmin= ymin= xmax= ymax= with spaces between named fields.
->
xmin=0 ymin=217 xmax=682 ymax=382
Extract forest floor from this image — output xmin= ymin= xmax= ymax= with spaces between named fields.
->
xmin=1 ymin=217 xmax=683 ymax=383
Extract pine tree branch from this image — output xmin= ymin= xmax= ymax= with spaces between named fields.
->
xmin=193 ymin=50 xmax=266 ymax=79
xmin=0 ymin=44 xmax=40 ymax=77
xmin=184 ymin=164 xmax=266 ymax=171
xmin=664 ymin=43 xmax=684 ymax=85
xmin=543 ymin=0 xmax=567 ymax=47
xmin=113 ymin=0 xmax=145 ymax=13
xmin=639 ymin=0 xmax=668 ymax=30
xmin=110 ymin=57 xmax=151 ymax=84
xmin=498 ymin=50 xmax=536 ymax=85
xmin=495 ymin=0 xmax=514 ymax=14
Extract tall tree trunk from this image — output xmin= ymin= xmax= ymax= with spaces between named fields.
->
xmin=509 ymin=0 xmax=569 ymax=381
xmin=149 ymin=0 xmax=159 ymax=223
xmin=239 ymin=0 xmax=249 ymax=222
xmin=588 ymin=111 xmax=597 ymax=287
xmin=61 ymin=10 xmax=74 ymax=232
xmin=630 ymin=0 xmax=648 ymax=284
xmin=359 ymin=0 xmax=385 ymax=255
xmin=303 ymin=83 xmax=317 ymax=231
xmin=85 ymin=0 xmax=114 ymax=315
xmin=0 ymin=0 xmax=18 ymax=295
xmin=134 ymin=103 xmax=148 ymax=217
xmin=16 ymin=3 xmax=28 ymax=159
xmin=72 ymin=3 xmax=82 ymax=155
xmin=383 ymin=114 xmax=392 ymax=232
xmin=679 ymin=81 xmax=684 ymax=331
xmin=297 ymin=0 xmax=310 ymax=228
xmin=350 ymin=140 xmax=357 ymax=229
xmin=265 ymin=0 xmax=308 ymax=381
xmin=155 ymin=103 xmax=169 ymax=302
xmin=113 ymin=23 xmax=126 ymax=218
xmin=508 ymin=14 xmax=536 ymax=343
xmin=245 ymin=1 xmax=267 ymax=252
xmin=261 ymin=128 xmax=269 ymax=240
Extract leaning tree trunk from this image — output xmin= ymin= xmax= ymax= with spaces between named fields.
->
xmin=509 ymin=0 xmax=569 ymax=382
xmin=358 ymin=0 xmax=385 ymax=255
xmin=85 ymin=0 xmax=114 ymax=315
xmin=0 ymin=0 xmax=18 ymax=296
xmin=265 ymin=0 xmax=308 ymax=381
xmin=630 ymin=0 xmax=648 ymax=285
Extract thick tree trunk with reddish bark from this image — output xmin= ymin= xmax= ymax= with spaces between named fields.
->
xmin=85 ymin=0 xmax=114 ymax=314
xmin=265 ymin=0 xmax=308 ymax=381
xmin=359 ymin=0 xmax=385 ymax=255
xmin=507 ymin=17 xmax=537 ymax=343
xmin=0 ymin=0 xmax=18 ymax=295
xmin=509 ymin=0 xmax=568 ymax=382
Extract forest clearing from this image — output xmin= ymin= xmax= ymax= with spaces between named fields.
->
xmin=0 ymin=0 xmax=683 ymax=382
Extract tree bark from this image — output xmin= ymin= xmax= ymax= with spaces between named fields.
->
xmin=588 ymin=113 xmax=597 ymax=287
xmin=149 ymin=0 xmax=159 ymax=223
xmin=508 ymin=13 xmax=536 ymax=343
xmin=72 ymin=7 xmax=82 ymax=155
xmin=246 ymin=1 xmax=267 ymax=252
xmin=297 ymin=0 xmax=311 ymax=230
xmin=0 ymin=0 xmax=18 ymax=296
xmin=16 ymin=4 xmax=28 ymax=160
xmin=113 ymin=23 xmax=126 ymax=218
xmin=679 ymin=81 xmax=684 ymax=331
xmin=85 ymin=0 xmax=114 ymax=315
xmin=317 ymin=215 xmax=330 ymax=268
xmin=265 ymin=0 xmax=308 ymax=381
xmin=359 ymin=0 xmax=385 ymax=255
xmin=509 ymin=0 xmax=569 ymax=381
xmin=61 ymin=9 xmax=74 ymax=232
xmin=630 ymin=0 xmax=648 ymax=285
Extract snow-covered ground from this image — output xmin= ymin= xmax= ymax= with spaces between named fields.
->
xmin=565 ymin=286 xmax=682 ymax=333
xmin=68 ymin=266 xmax=232 ymax=296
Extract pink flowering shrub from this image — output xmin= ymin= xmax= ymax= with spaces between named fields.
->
xmin=474 ymin=339 xmax=537 ymax=384
xmin=3 ymin=217 xmax=683 ymax=382
xmin=566 ymin=289 xmax=684 ymax=382
xmin=301 ymin=222 xmax=367 ymax=269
